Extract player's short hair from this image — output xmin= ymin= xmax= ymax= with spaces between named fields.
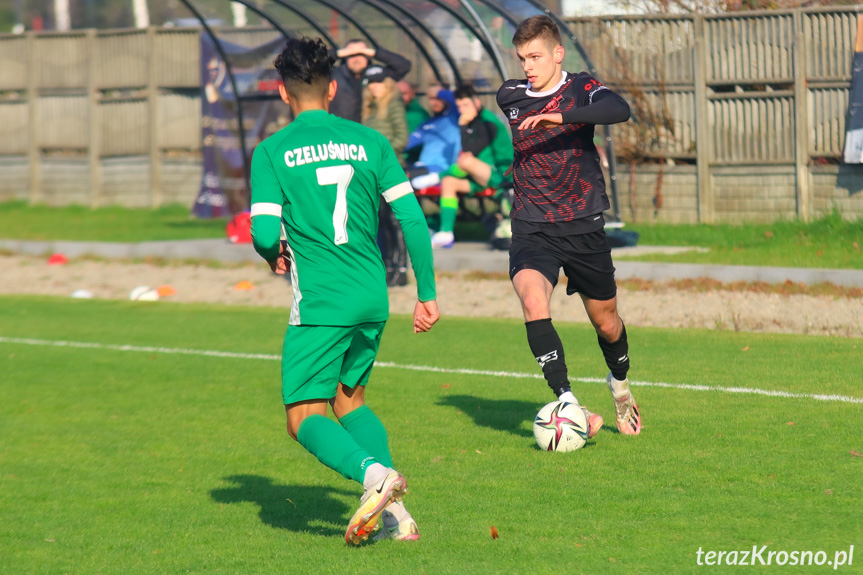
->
xmin=512 ymin=15 xmax=562 ymax=50
xmin=274 ymin=37 xmax=335 ymax=101
xmin=454 ymin=84 xmax=478 ymax=101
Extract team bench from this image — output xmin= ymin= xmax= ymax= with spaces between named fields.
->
xmin=413 ymin=185 xmax=513 ymax=250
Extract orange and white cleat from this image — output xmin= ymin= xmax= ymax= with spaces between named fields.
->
xmin=608 ymin=373 xmax=642 ymax=435
xmin=345 ymin=470 xmax=407 ymax=545
xmin=580 ymin=406 xmax=604 ymax=438
xmin=373 ymin=508 xmax=420 ymax=542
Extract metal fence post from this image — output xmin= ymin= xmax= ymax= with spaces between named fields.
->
xmin=88 ymin=29 xmax=102 ymax=208
xmin=148 ymin=26 xmax=163 ymax=208
xmin=27 ymin=31 xmax=41 ymax=205
xmin=693 ymin=14 xmax=713 ymax=224
xmin=793 ymin=10 xmax=811 ymax=222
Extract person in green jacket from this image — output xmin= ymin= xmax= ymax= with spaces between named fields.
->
xmin=431 ymin=84 xmax=514 ymax=249
xmin=398 ymin=80 xmax=430 ymax=134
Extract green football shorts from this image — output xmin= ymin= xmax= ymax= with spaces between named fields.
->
xmin=468 ymin=166 xmax=507 ymax=196
xmin=281 ymin=321 xmax=386 ymax=405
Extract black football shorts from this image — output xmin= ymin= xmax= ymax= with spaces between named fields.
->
xmin=509 ymin=229 xmax=617 ymax=301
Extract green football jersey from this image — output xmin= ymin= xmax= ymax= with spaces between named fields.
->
xmin=250 ymin=110 xmax=421 ymax=326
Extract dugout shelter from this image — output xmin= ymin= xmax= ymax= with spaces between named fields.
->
xmin=179 ymin=0 xmax=625 ymax=224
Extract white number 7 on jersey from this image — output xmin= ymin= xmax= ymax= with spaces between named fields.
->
xmin=316 ymin=164 xmax=355 ymax=245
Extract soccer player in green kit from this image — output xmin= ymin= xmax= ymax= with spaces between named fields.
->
xmin=250 ymin=37 xmax=440 ymax=545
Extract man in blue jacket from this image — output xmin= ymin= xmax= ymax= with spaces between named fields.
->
xmin=404 ymin=84 xmax=461 ymax=189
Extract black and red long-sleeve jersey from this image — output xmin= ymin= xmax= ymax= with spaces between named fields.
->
xmin=496 ymin=71 xmax=630 ymax=234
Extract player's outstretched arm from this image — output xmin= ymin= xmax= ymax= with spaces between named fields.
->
xmin=517 ymin=91 xmax=630 ymax=131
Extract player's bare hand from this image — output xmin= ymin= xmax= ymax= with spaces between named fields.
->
xmin=268 ymin=257 xmax=290 ymax=275
xmin=518 ymin=113 xmax=562 ymax=130
xmin=413 ymin=300 xmax=440 ymax=334
xmin=268 ymin=242 xmax=291 ymax=275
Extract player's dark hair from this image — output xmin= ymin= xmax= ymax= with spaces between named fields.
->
xmin=454 ymin=84 xmax=478 ymax=101
xmin=274 ymin=37 xmax=335 ymax=101
xmin=512 ymin=15 xmax=562 ymax=50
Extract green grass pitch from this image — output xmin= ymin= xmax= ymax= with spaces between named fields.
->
xmin=1 ymin=296 xmax=861 ymax=574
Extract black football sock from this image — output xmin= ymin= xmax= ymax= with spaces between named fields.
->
xmin=598 ymin=323 xmax=630 ymax=381
xmin=525 ymin=318 xmax=570 ymax=397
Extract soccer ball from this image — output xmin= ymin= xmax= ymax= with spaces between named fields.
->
xmin=533 ymin=401 xmax=589 ymax=452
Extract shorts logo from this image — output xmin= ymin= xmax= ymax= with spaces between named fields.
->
xmin=536 ymin=350 xmax=558 ymax=368
xmin=509 ymin=108 xmax=519 ymax=119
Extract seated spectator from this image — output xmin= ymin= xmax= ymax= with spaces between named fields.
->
xmin=430 ymin=84 xmax=514 ymax=249
xmin=398 ymin=80 xmax=430 ymax=133
xmin=404 ymin=84 xmax=461 ymax=189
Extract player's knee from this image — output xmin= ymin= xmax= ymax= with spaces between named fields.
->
xmin=286 ymin=419 xmax=300 ymax=441
xmin=595 ymin=317 xmax=620 ymax=342
xmin=520 ymin=294 xmax=549 ymax=320
xmin=440 ymin=176 xmax=459 ymax=198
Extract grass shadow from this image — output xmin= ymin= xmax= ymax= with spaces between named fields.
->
xmin=436 ymin=395 xmax=542 ymax=439
xmin=210 ymin=474 xmax=354 ymax=537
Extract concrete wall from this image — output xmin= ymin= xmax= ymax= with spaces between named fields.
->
xmin=0 ymin=156 xmax=200 ymax=208
xmin=614 ymin=163 xmax=863 ymax=224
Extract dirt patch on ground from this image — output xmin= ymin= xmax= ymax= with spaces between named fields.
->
xmin=1 ymin=255 xmax=860 ymax=337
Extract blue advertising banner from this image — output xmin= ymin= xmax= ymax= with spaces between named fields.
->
xmin=193 ymin=33 xmax=288 ymax=218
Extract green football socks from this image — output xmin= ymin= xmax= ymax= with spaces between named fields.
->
xmin=296 ymin=414 xmax=376 ymax=483
xmin=439 ymin=197 xmax=459 ymax=233
xmin=339 ymin=405 xmax=394 ymax=468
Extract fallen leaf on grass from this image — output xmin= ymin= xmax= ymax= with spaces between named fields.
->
xmin=475 ymin=449 xmax=484 ymax=455
xmin=740 ymin=346 xmax=750 ymax=351
xmin=490 ymin=526 xmax=499 ymax=539
xmin=786 ymin=422 xmax=796 ymax=426
xmin=850 ymin=450 xmax=862 ymax=457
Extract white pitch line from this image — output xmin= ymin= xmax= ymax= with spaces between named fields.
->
xmin=2 ymin=336 xmax=862 ymax=405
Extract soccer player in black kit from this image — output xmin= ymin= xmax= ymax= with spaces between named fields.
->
xmin=497 ymin=15 xmax=642 ymax=436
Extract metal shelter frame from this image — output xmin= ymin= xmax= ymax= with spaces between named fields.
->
xmin=177 ymin=0 xmax=623 ymax=220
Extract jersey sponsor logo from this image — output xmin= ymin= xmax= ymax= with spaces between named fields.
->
xmin=541 ymin=94 xmax=564 ymax=113
xmin=509 ymin=107 xmax=519 ymax=119
xmin=284 ymin=141 xmax=368 ymax=168
xmin=535 ymin=350 xmax=558 ymax=368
